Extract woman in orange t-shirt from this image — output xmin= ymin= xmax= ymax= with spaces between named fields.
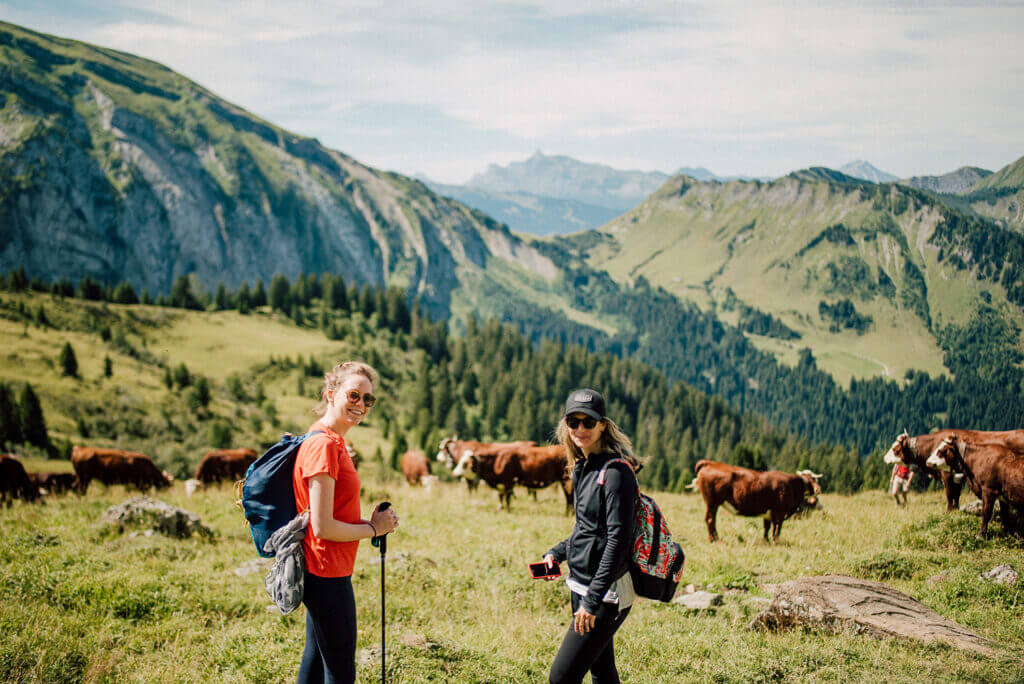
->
xmin=293 ymin=361 xmax=398 ymax=684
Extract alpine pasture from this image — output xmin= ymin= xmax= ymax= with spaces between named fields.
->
xmin=1 ymin=291 xmax=1023 ymax=682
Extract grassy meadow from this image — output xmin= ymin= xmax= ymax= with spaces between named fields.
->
xmin=2 ymin=466 xmax=1023 ymax=683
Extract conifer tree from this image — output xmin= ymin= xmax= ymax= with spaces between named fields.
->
xmin=252 ymin=279 xmax=267 ymax=308
xmin=104 ymin=355 xmax=113 ymax=378
xmin=19 ymin=383 xmax=48 ymax=447
xmin=113 ymin=281 xmax=138 ymax=304
xmin=214 ymin=282 xmax=229 ymax=310
xmin=0 ymin=382 xmax=22 ymax=445
xmin=269 ymin=275 xmax=291 ymax=312
xmin=237 ymin=281 xmax=251 ymax=314
xmin=59 ymin=342 xmax=78 ymax=378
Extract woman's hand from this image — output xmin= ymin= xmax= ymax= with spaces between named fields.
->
xmin=573 ymin=606 xmax=596 ymax=634
xmin=370 ymin=503 xmax=399 ymax=535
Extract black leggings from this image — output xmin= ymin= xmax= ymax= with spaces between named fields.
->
xmin=549 ymin=593 xmax=631 ymax=684
xmin=298 ymin=572 xmax=357 ymax=684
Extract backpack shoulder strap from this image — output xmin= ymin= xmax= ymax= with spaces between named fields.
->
xmin=598 ymin=458 xmax=636 ymax=486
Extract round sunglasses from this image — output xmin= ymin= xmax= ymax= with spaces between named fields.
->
xmin=341 ymin=389 xmax=376 ymax=408
xmin=565 ymin=415 xmax=599 ymax=429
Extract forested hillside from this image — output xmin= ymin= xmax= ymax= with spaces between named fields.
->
xmin=0 ymin=270 xmax=884 ymax=493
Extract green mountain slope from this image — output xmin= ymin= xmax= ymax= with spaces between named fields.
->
xmin=0 ymin=21 xmax=564 ymax=323
xmin=582 ymin=173 xmax=1024 ymax=384
xmin=960 ymin=155 xmax=1024 ymax=232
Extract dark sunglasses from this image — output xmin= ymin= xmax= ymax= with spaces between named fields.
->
xmin=343 ymin=389 xmax=376 ymax=408
xmin=565 ymin=415 xmax=599 ymax=430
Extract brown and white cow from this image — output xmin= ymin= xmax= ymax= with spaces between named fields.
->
xmin=491 ymin=445 xmax=573 ymax=514
xmin=71 ymin=446 xmax=173 ymax=493
xmin=437 ymin=438 xmax=536 ymax=493
xmin=695 ymin=459 xmax=821 ymax=543
xmin=401 ymin=450 xmax=432 ymax=486
xmin=927 ymin=435 xmax=1024 ymax=538
xmin=883 ymin=429 xmax=1024 ymax=512
xmin=194 ymin=448 xmax=259 ymax=485
xmin=0 ymin=454 xmax=40 ymax=504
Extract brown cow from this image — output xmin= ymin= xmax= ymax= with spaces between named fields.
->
xmin=882 ymin=429 xmax=1024 ymax=511
xmin=0 ymin=454 xmax=39 ymax=504
xmin=401 ymin=450 xmax=431 ymax=486
xmin=71 ymin=446 xmax=172 ymax=493
xmin=493 ymin=445 xmax=573 ymax=514
xmin=436 ymin=438 xmax=536 ymax=493
xmin=194 ymin=448 xmax=259 ymax=484
xmin=927 ymin=436 xmax=1024 ymax=538
xmin=27 ymin=471 xmax=77 ymax=496
xmin=695 ymin=459 xmax=821 ymax=543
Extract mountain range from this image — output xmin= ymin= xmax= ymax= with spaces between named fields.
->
xmin=5 ymin=20 xmax=1024 ymax=452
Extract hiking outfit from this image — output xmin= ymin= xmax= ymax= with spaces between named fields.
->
xmin=547 ymin=451 xmax=638 ymax=684
xmin=292 ymin=421 xmax=362 ymax=684
xmin=890 ymin=462 xmax=912 ymax=494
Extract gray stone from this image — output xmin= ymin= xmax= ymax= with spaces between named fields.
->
xmin=980 ymin=564 xmax=1019 ymax=586
xmin=926 ymin=571 xmax=951 ymax=586
xmin=749 ymin=574 xmax=996 ymax=655
xmin=960 ymin=500 xmax=983 ymax=516
xmin=234 ymin=558 xmax=272 ymax=577
xmin=104 ymin=496 xmax=213 ymax=539
xmin=673 ymin=590 xmax=723 ymax=610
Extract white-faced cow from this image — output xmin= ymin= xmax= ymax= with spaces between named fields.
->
xmin=883 ymin=429 xmax=1024 ymax=512
xmin=437 ymin=438 xmax=536 ymax=493
xmin=927 ymin=435 xmax=1024 ymax=538
xmin=695 ymin=459 xmax=821 ymax=543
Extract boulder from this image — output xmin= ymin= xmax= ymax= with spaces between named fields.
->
xmin=104 ymin=496 xmax=214 ymax=539
xmin=926 ymin=571 xmax=951 ymax=586
xmin=749 ymin=574 xmax=996 ymax=655
xmin=960 ymin=500 xmax=983 ymax=516
xmin=980 ymin=564 xmax=1019 ymax=586
xmin=673 ymin=590 xmax=722 ymax=610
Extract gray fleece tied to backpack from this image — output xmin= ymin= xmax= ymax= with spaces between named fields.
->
xmin=263 ymin=510 xmax=309 ymax=614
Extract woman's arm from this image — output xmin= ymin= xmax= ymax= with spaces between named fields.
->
xmin=581 ymin=464 xmax=637 ymax=614
xmin=308 ymin=473 xmax=396 ymax=542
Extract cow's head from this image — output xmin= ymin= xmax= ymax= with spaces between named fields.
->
xmin=926 ymin=435 xmax=964 ymax=473
xmin=184 ymin=478 xmax=203 ymax=496
xmin=159 ymin=470 xmax=174 ymax=488
xmin=451 ymin=450 xmax=477 ymax=480
xmin=796 ymin=470 xmax=822 ymax=507
xmin=882 ymin=430 xmax=913 ymax=465
xmin=436 ymin=438 xmax=458 ymax=468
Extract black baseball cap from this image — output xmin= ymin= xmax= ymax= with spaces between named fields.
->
xmin=563 ymin=388 xmax=606 ymax=421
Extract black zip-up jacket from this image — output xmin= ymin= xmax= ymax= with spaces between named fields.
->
xmin=547 ymin=452 xmax=637 ymax=614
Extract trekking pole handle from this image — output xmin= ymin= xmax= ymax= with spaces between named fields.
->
xmin=371 ymin=501 xmax=391 ymax=553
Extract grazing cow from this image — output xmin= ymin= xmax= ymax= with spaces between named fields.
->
xmin=695 ymin=459 xmax=821 ymax=543
xmin=927 ymin=436 xmax=1024 ymax=538
xmin=27 ymin=471 xmax=77 ymax=496
xmin=883 ymin=429 xmax=1024 ymax=512
xmin=0 ymin=454 xmax=39 ymax=504
xmin=493 ymin=445 xmax=573 ymax=514
xmin=436 ymin=438 xmax=536 ymax=492
xmin=194 ymin=448 xmax=259 ymax=485
xmin=401 ymin=450 xmax=432 ymax=486
xmin=71 ymin=446 xmax=172 ymax=493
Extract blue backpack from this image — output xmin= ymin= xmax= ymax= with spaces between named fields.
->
xmin=239 ymin=431 xmax=322 ymax=558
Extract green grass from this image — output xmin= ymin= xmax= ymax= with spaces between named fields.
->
xmin=1 ymin=479 xmax=1021 ymax=682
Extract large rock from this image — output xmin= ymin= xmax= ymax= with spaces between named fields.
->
xmin=960 ymin=500 xmax=983 ymax=516
xmin=980 ymin=564 xmax=1019 ymax=586
xmin=749 ymin=575 xmax=996 ymax=655
xmin=104 ymin=496 xmax=214 ymax=539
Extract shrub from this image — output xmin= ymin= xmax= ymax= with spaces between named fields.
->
xmin=59 ymin=342 xmax=78 ymax=378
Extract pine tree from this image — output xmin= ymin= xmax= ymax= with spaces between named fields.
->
xmin=252 ymin=279 xmax=267 ymax=308
xmin=103 ymin=355 xmax=113 ymax=378
xmin=173 ymin=363 xmax=192 ymax=388
xmin=0 ymin=382 xmax=22 ymax=445
xmin=214 ymin=282 xmax=229 ymax=310
xmin=20 ymin=383 xmax=48 ymax=447
xmin=59 ymin=342 xmax=78 ymax=378
xmin=170 ymin=275 xmax=201 ymax=310
xmin=113 ymin=281 xmax=139 ymax=304
xmin=237 ymin=282 xmax=251 ymax=314
xmin=269 ymin=275 xmax=291 ymax=312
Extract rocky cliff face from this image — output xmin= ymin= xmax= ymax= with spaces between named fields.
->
xmin=900 ymin=167 xmax=992 ymax=195
xmin=0 ymin=22 xmax=552 ymax=317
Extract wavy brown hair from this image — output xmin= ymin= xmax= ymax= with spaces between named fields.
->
xmin=312 ymin=361 xmax=379 ymax=416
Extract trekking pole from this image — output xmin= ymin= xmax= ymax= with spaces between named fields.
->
xmin=370 ymin=501 xmax=391 ymax=684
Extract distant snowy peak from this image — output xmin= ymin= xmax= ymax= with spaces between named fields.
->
xmin=839 ymin=160 xmax=899 ymax=183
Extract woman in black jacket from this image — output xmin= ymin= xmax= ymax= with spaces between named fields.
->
xmin=543 ymin=388 xmax=640 ymax=684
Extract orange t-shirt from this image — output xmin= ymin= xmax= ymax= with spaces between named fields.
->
xmin=293 ymin=422 xmax=362 ymax=577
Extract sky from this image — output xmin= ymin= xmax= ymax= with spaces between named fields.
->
xmin=3 ymin=1 xmax=1023 ymax=183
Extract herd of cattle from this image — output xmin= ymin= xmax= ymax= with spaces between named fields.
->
xmin=2 ymin=426 xmax=1021 ymax=540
